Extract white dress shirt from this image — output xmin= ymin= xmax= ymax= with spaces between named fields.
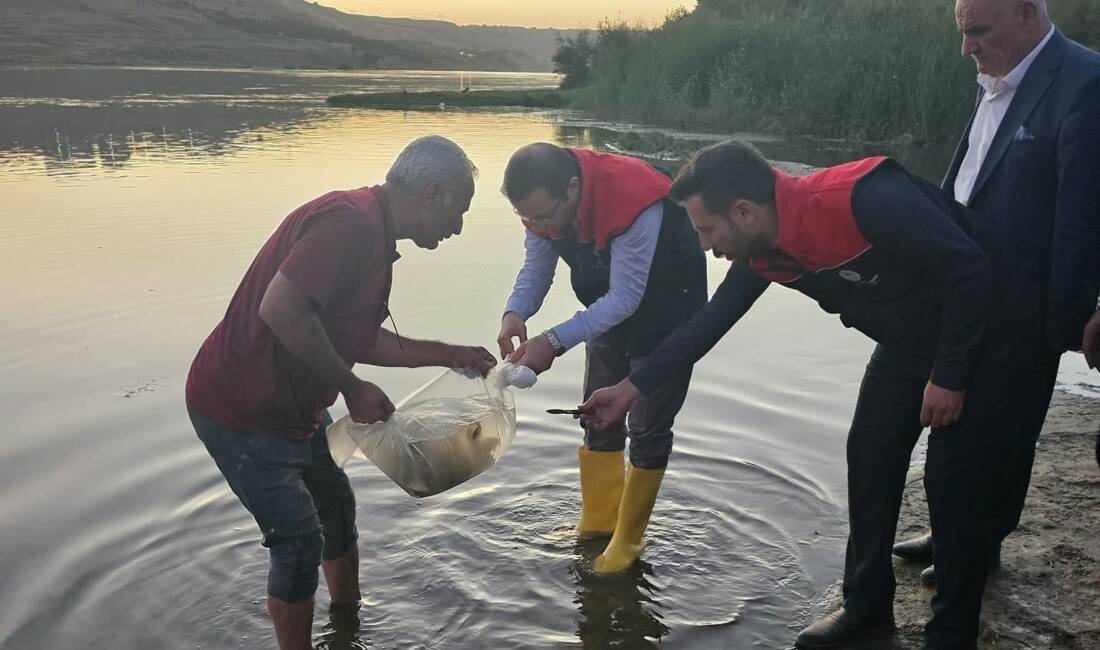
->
xmin=954 ymin=26 xmax=1055 ymax=205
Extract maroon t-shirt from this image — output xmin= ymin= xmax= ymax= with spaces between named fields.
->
xmin=186 ymin=185 xmax=398 ymax=438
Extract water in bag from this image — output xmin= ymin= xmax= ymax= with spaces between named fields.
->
xmin=327 ymin=369 xmax=518 ymax=497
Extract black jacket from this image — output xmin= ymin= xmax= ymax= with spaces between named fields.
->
xmin=632 ymin=161 xmax=992 ymax=393
xmin=943 ymin=30 xmax=1100 ymax=352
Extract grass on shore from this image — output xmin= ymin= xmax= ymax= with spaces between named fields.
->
xmin=574 ymin=0 xmax=977 ymax=143
xmin=326 ymin=88 xmax=572 ymax=109
xmin=571 ymin=0 xmax=1097 ymax=143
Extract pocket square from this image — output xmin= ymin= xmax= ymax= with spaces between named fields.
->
xmin=1014 ymin=125 xmax=1036 ymax=141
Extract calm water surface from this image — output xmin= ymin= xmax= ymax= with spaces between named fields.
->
xmin=0 ymin=67 xmax=1094 ymax=649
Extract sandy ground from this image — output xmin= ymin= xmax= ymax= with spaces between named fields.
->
xmin=814 ymin=391 xmax=1100 ymax=649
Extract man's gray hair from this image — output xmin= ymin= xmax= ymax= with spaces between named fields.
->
xmin=386 ymin=135 xmax=478 ymax=195
xmin=990 ymin=0 xmax=1048 ymax=14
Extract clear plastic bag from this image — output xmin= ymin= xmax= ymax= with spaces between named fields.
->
xmin=327 ymin=369 xmax=517 ymax=498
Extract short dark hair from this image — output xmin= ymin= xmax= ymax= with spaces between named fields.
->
xmin=668 ymin=140 xmax=776 ymax=213
xmin=502 ymin=142 xmax=579 ymax=202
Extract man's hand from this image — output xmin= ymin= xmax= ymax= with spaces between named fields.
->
xmin=920 ymin=381 xmax=965 ymax=428
xmin=344 ymin=379 xmax=395 ymax=425
xmin=497 ymin=312 xmax=528 ymax=359
xmin=511 ymin=334 xmax=556 ymax=374
xmin=579 ymin=380 xmax=641 ymax=431
xmin=447 ymin=345 xmax=498 ymax=377
xmin=1083 ymin=310 xmax=1100 ymax=369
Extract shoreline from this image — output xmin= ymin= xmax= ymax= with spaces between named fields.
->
xmin=0 ymin=62 xmax=557 ymax=75
xmin=326 ymin=88 xmax=572 ymax=110
xmin=324 ymin=90 xmax=956 ymax=149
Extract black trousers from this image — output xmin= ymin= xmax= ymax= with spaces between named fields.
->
xmin=841 ymin=343 xmax=1014 ymax=649
xmin=581 ymin=328 xmax=693 ymax=470
xmin=990 ymin=345 xmax=1060 ymax=542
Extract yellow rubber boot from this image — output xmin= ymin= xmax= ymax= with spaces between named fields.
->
xmin=576 ymin=447 xmax=626 ymax=539
xmin=592 ymin=464 xmax=666 ymax=574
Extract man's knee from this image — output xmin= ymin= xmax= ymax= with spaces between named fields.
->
xmin=628 ymin=429 xmax=672 ymax=470
xmin=267 ymin=530 xmax=324 ymax=602
xmin=318 ymin=491 xmax=358 ymax=561
xmin=584 ymin=425 xmax=628 ymax=452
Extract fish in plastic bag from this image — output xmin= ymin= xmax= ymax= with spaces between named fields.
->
xmin=327 ymin=368 xmax=519 ymax=497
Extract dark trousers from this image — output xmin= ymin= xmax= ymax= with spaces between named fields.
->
xmin=842 ymin=344 xmax=1011 ymax=649
xmin=990 ymin=347 xmax=1060 ymax=542
xmin=581 ymin=329 xmax=693 ymax=470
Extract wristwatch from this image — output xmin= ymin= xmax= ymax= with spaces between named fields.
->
xmin=543 ymin=328 xmax=567 ymax=357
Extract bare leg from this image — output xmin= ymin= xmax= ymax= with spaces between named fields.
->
xmin=268 ymin=595 xmax=314 ymax=650
xmin=322 ymin=546 xmax=362 ymax=604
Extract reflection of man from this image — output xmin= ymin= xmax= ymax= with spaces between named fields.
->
xmin=186 ymin=135 xmax=496 ymax=650
xmin=581 ymin=141 xmax=1004 ymax=648
xmin=572 ymin=558 xmax=670 ymax=646
xmin=893 ymin=0 xmax=1100 ymax=584
xmin=496 ymin=143 xmax=707 ymax=573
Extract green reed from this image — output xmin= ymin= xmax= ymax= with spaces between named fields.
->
xmin=571 ymin=0 xmax=1096 ymax=143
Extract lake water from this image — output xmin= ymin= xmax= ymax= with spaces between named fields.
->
xmin=0 ymin=66 xmax=1094 ymax=649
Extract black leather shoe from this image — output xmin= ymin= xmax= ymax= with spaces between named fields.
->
xmin=919 ymin=545 xmax=1001 ymax=587
xmin=919 ymin=564 xmax=937 ymax=586
xmin=892 ymin=532 xmax=933 ymax=561
xmin=794 ymin=607 xmax=894 ymax=648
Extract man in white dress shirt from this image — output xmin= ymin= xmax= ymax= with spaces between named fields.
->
xmin=892 ymin=0 xmax=1100 ymax=610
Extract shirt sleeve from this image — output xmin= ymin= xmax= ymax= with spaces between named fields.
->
xmin=279 ymin=211 xmax=371 ymax=309
xmin=851 ymin=166 xmax=992 ymax=390
xmin=503 ymin=229 xmax=558 ymax=320
xmin=552 ymin=201 xmax=663 ymax=351
xmin=630 ymin=262 xmax=770 ymax=395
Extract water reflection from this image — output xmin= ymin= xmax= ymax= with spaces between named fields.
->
xmin=0 ymin=66 xmax=557 ymax=180
xmin=0 ymin=66 xmax=959 ymax=183
xmin=0 ymin=66 xmax=559 ymax=103
xmin=572 ymin=542 xmax=670 ymax=648
xmin=0 ymin=66 xmax=1046 ymax=649
xmin=315 ymin=602 xmax=370 ymax=650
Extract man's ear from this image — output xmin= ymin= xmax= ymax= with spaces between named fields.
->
xmin=567 ymin=176 xmax=581 ymax=198
xmin=1020 ymin=1 xmax=1037 ymax=23
xmin=729 ymin=199 xmax=755 ymax=230
xmin=423 ymin=182 xmax=442 ymax=205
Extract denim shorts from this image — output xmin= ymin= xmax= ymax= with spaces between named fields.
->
xmin=188 ymin=407 xmax=358 ymax=561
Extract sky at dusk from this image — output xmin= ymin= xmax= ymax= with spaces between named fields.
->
xmin=315 ymin=1 xmax=696 ymax=29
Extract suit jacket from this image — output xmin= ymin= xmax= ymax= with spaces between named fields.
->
xmin=944 ymin=30 xmax=1100 ymax=352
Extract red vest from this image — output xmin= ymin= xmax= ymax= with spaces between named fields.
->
xmin=524 ymin=148 xmax=670 ymax=248
xmin=750 ymin=157 xmax=888 ymax=282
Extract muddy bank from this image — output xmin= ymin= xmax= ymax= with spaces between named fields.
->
xmin=814 ymin=391 xmax=1100 ymax=649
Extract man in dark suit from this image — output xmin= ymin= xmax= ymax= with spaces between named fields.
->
xmin=893 ymin=0 xmax=1100 ymax=590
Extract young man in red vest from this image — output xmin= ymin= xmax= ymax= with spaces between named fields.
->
xmin=496 ymin=143 xmax=707 ymax=573
xmin=186 ymin=135 xmax=497 ymax=650
xmin=581 ymin=141 xmax=1010 ymax=649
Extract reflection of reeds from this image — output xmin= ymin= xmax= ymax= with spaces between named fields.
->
xmin=457 ymin=71 xmax=473 ymax=92
xmin=571 ymin=0 xmax=1025 ymax=142
xmin=327 ymin=88 xmax=570 ymax=110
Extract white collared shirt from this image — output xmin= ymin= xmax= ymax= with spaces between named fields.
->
xmin=954 ymin=26 xmax=1055 ymax=205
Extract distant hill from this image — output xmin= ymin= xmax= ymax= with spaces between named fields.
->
xmin=0 ymin=0 xmax=583 ymax=71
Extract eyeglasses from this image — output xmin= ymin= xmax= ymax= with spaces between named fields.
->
xmin=515 ymin=196 xmax=564 ymax=225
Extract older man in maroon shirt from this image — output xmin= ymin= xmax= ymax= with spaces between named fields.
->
xmin=186 ymin=135 xmax=496 ymax=650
